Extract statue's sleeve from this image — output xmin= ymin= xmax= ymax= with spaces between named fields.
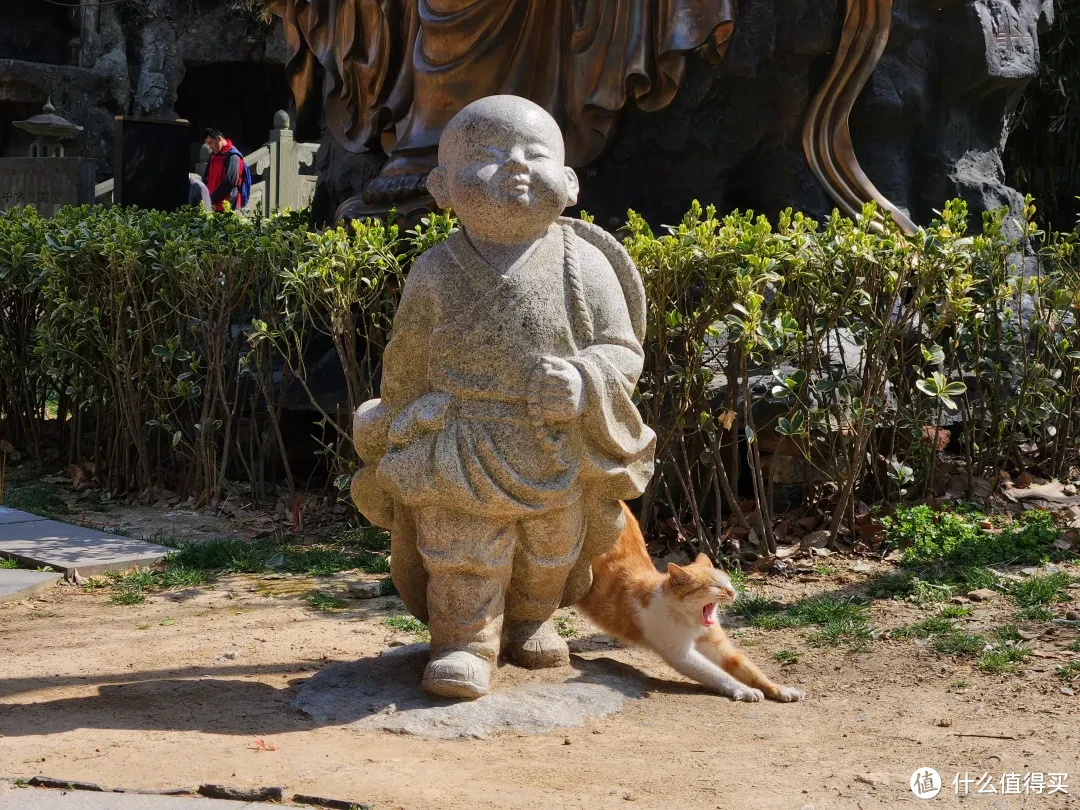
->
xmin=566 ymin=246 xmax=655 ymax=500
xmin=350 ymin=254 xmax=437 ymax=528
xmin=382 ymin=258 xmax=439 ymax=415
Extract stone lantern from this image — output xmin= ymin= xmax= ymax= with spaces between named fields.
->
xmin=13 ymin=99 xmax=83 ymax=158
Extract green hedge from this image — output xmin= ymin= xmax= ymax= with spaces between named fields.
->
xmin=1 ymin=200 xmax=1078 ymax=552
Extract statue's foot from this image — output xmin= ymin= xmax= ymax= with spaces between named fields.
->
xmin=422 ymin=650 xmax=490 ymax=700
xmin=503 ymin=619 xmax=570 ymax=670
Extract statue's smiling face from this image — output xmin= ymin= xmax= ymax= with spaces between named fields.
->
xmin=429 ymin=96 xmax=580 ymax=243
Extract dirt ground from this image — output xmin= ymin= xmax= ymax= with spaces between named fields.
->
xmin=2 ymin=558 xmax=1079 ymax=810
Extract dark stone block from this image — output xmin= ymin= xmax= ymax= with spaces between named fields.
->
xmin=0 ymin=157 xmax=94 ymax=216
xmin=112 ymin=117 xmax=191 ymax=211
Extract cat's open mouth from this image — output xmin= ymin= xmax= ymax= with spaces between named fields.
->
xmin=702 ymin=603 xmax=717 ymax=626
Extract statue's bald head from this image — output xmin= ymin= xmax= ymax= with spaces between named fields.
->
xmin=438 ymin=95 xmax=566 ymax=167
xmin=428 ymin=95 xmax=579 ymax=244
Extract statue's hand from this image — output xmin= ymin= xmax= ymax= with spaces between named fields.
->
xmin=532 ymin=356 xmax=584 ymax=423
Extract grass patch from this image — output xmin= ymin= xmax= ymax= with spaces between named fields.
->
xmin=1056 ymin=661 xmax=1080 ymax=681
xmin=384 ymin=614 xmax=430 ymax=641
xmin=772 ymin=649 xmax=802 ymax=666
xmin=1068 ymin=638 xmax=1080 ymax=652
xmin=165 ymin=538 xmax=276 ymax=573
xmin=978 ymin=646 xmax=1032 ymax=674
xmin=1017 ymin=606 xmax=1056 ymax=622
xmin=554 ymin=613 xmax=578 ymax=638
xmin=1 ymin=481 xmax=67 ymax=518
xmin=109 ymin=588 xmax=146 ymax=606
xmin=1006 ymin=572 xmax=1073 ymax=607
xmin=933 ymin=632 xmax=986 ymax=657
xmin=0 ymin=557 xmax=18 ymax=569
xmin=159 ymin=565 xmax=208 ymax=588
xmin=323 ymin=524 xmax=390 ymax=552
xmin=960 ymin=566 xmax=998 ymax=591
xmin=814 ymin=563 xmax=839 ymax=576
xmin=306 ymin=591 xmax=345 ymax=612
xmin=883 ymin=505 xmax=1060 ymax=568
xmin=894 ymin=610 xmax=964 ymax=639
xmin=950 ymin=679 xmax=971 ymax=690
xmin=731 ymin=593 xmax=873 ymax=649
xmin=808 ymin=618 xmax=872 ymax=649
xmin=726 ymin=565 xmax=748 ymax=590
xmin=995 ymin=624 xmax=1023 ymax=643
xmin=164 ymin=537 xmax=390 ymax=577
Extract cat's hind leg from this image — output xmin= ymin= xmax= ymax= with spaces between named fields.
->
xmin=698 ymin=633 xmax=806 ymax=702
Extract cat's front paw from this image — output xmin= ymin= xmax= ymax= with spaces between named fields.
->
xmin=730 ymin=686 xmax=764 ymax=702
xmin=775 ymin=686 xmax=806 ymax=702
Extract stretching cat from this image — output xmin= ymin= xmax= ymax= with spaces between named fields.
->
xmin=578 ymin=504 xmax=805 ymax=703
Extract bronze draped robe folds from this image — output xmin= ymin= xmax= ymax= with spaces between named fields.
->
xmin=270 ymin=0 xmax=736 ymax=168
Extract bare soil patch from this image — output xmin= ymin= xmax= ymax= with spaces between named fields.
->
xmin=2 ymin=558 xmax=1078 ymax=810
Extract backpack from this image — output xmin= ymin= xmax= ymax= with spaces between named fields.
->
xmin=226 ymin=146 xmax=253 ymax=208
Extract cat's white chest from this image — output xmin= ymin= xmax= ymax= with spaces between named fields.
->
xmin=635 ymin=588 xmax=703 ymax=654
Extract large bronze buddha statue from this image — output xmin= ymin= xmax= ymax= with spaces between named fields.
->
xmin=268 ymin=0 xmax=915 ymax=234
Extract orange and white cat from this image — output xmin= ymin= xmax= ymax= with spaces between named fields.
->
xmin=578 ymin=504 xmax=805 ymax=703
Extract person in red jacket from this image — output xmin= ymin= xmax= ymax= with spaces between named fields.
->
xmin=202 ymin=128 xmax=247 ymax=212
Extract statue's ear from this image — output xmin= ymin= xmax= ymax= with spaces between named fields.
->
xmin=427 ymin=166 xmax=451 ymax=210
xmin=564 ymin=166 xmax=579 ymax=208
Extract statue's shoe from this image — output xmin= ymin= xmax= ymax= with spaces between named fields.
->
xmin=422 ymin=650 xmax=490 ymax=700
xmin=503 ymin=619 xmax=570 ymax=670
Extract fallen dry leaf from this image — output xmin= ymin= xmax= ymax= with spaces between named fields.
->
xmin=248 ymin=739 xmax=277 ymax=752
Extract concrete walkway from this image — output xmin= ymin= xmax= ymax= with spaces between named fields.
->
xmin=0 ymin=790 xmax=264 ymax=809
xmin=0 ymin=570 xmax=62 ymax=603
xmin=0 ymin=508 xmax=171 ymax=578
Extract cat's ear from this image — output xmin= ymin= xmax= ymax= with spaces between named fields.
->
xmin=667 ymin=563 xmax=692 ymax=585
xmin=694 ymin=553 xmax=713 ymax=568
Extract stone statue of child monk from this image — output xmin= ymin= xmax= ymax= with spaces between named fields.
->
xmin=351 ymin=95 xmax=655 ymax=699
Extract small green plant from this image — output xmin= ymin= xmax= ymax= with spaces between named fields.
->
xmin=384 ymin=614 xmax=431 ymax=641
xmin=995 ymin=624 xmax=1023 ymax=643
xmin=1 ymin=481 xmax=67 ymax=517
xmin=1068 ymin=638 xmax=1080 ymax=652
xmin=808 ymin=618 xmax=872 ymax=649
xmin=554 ymin=613 xmax=578 ymax=639
xmin=883 ymin=506 xmax=1059 ymax=568
xmin=978 ymin=647 xmax=1032 ymax=674
xmin=938 ymin=604 xmax=973 ymax=619
xmin=136 ymin=623 xmax=152 ymax=630
xmin=1018 ymin=606 xmax=1056 ymax=622
xmin=772 ymin=649 xmax=802 ymax=665
xmin=894 ymin=609 xmax=965 ymax=639
xmin=107 ymin=569 xmax=157 ymax=590
xmin=159 ymin=565 xmax=209 ymax=588
xmin=731 ymin=594 xmax=872 ymax=647
xmin=814 ymin=563 xmax=839 ymax=576
xmin=950 ymin=679 xmax=971 ymax=690
xmin=1007 ymin=572 xmax=1073 ymax=607
xmin=109 ymin=587 xmax=146 ymax=606
xmin=933 ymin=632 xmax=986 ymax=656
xmin=1056 ymin=661 xmax=1080 ymax=681
xmin=0 ymin=557 xmax=17 ymax=569
xmin=306 ymin=591 xmax=345 ymax=612
xmin=729 ymin=593 xmax=783 ymax=623
xmin=960 ymin=567 xmax=998 ymax=591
